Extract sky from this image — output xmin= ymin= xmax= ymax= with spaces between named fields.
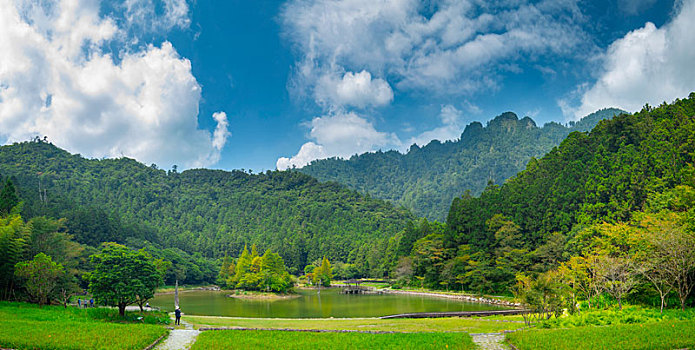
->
xmin=1 ymin=0 xmax=693 ymax=172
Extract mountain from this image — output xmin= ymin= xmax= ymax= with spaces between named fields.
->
xmin=0 ymin=142 xmax=413 ymax=274
xmin=299 ymin=108 xmax=625 ymax=221
xmin=431 ymin=94 xmax=695 ymax=292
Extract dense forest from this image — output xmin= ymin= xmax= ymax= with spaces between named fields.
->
xmin=300 ymin=108 xmax=624 ymax=220
xmin=0 ymin=142 xmax=412 ymax=281
xmin=389 ymin=94 xmax=695 ymax=300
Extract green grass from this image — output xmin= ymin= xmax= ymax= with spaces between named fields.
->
xmin=537 ymin=305 xmax=695 ymax=328
xmin=0 ymin=302 xmax=167 ymax=350
xmin=506 ymin=319 xmax=695 ymax=350
xmin=192 ymin=330 xmax=476 ymax=350
xmin=187 ymin=315 xmax=525 ymax=333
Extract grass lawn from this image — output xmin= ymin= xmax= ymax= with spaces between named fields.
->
xmin=192 ymin=329 xmax=477 ymax=350
xmin=0 ymin=302 xmax=167 ymax=350
xmin=186 ymin=315 xmax=525 ymax=333
xmin=506 ymin=320 xmax=695 ymax=350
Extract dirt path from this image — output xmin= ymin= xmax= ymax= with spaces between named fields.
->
xmin=470 ymin=332 xmax=510 ymax=350
xmin=155 ymin=319 xmax=200 ymax=350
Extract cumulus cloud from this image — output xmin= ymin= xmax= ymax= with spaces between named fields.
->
xmin=406 ymin=105 xmax=465 ymax=148
xmin=276 ymin=110 xmax=400 ymax=169
xmin=282 ymin=0 xmax=590 ymax=97
xmin=0 ymin=0 xmax=228 ymax=169
xmin=212 ymin=112 xmax=231 ymax=151
xmin=569 ymin=0 xmax=695 ymax=118
xmin=316 ymin=70 xmax=393 ymax=108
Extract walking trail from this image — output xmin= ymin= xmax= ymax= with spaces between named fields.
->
xmin=155 ymin=318 xmax=200 ymax=350
xmin=470 ymin=332 xmax=510 ymax=350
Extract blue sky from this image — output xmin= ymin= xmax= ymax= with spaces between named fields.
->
xmin=1 ymin=0 xmax=693 ymax=172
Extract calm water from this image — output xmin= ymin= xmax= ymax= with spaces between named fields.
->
xmin=150 ymin=288 xmax=505 ymax=318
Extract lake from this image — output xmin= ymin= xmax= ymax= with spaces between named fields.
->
xmin=149 ymin=288 xmax=506 ymax=318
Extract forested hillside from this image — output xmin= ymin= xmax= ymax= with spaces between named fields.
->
xmin=299 ymin=109 xmax=623 ymax=220
xmin=0 ymin=142 xmax=412 ymax=276
xmin=390 ymin=93 xmax=695 ymax=294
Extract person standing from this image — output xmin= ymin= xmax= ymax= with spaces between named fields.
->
xmin=77 ymin=298 xmax=81 ymax=308
xmin=174 ymin=307 xmax=181 ymax=325
xmin=89 ymin=298 xmax=94 ymax=308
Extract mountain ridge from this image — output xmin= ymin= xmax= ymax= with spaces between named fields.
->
xmin=299 ymin=108 xmax=625 ymax=220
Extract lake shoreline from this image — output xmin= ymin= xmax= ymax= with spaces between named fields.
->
xmin=378 ymin=289 xmax=520 ymax=308
xmin=226 ymin=291 xmax=300 ymax=300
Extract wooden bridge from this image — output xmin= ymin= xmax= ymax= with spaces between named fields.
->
xmin=339 ymin=279 xmax=382 ymax=294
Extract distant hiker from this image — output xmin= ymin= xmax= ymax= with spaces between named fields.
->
xmin=175 ymin=308 xmax=181 ymax=325
xmin=145 ymin=302 xmax=150 ymax=309
xmin=77 ymin=298 xmax=81 ymax=308
xmin=90 ymin=298 xmax=94 ymax=308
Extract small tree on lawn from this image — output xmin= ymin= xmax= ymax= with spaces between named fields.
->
xmin=88 ymin=243 xmax=162 ymax=316
xmin=14 ymin=253 xmax=64 ymax=305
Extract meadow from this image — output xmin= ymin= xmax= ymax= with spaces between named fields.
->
xmin=186 ymin=314 xmax=526 ymax=333
xmin=191 ymin=329 xmax=477 ymax=350
xmin=506 ymin=320 xmax=695 ymax=350
xmin=0 ymin=302 xmax=168 ymax=350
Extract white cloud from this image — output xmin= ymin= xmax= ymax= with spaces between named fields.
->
xmin=282 ymin=0 xmax=590 ymax=97
xmin=406 ymin=105 xmax=465 ymax=148
xmin=316 ymin=70 xmax=393 ymax=108
xmin=212 ymin=111 xmax=230 ymax=151
xmin=276 ymin=142 xmax=326 ymax=170
xmin=276 ymin=110 xmax=400 ymax=169
xmin=0 ymin=0 xmax=228 ymax=169
xmin=121 ymin=0 xmax=191 ymax=36
xmin=570 ymin=0 xmax=695 ymax=118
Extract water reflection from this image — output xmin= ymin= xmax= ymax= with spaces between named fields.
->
xmin=150 ymin=288 xmax=505 ymax=318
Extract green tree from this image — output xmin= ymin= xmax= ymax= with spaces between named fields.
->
xmin=0 ymin=179 xmax=19 ymax=215
xmin=87 ymin=243 xmax=162 ymax=316
xmin=14 ymin=253 xmax=65 ymax=305
xmin=217 ymin=253 xmax=235 ymax=288
xmin=313 ymin=256 xmax=332 ymax=287
xmin=0 ymin=213 xmax=28 ymax=299
xmin=513 ymin=272 xmax=565 ymax=325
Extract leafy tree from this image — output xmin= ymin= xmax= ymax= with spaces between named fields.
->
xmin=311 ymin=257 xmax=332 ymax=287
xmin=87 ymin=243 xmax=163 ymax=316
xmin=230 ymin=247 xmax=292 ymax=292
xmin=0 ymin=213 xmax=29 ymax=299
xmin=513 ymin=272 xmax=565 ymax=325
xmin=0 ymin=179 xmax=19 ymax=215
xmin=217 ymin=253 xmax=235 ymax=287
xmin=14 ymin=253 xmax=64 ymax=305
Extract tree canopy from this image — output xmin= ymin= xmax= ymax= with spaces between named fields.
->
xmin=87 ymin=243 xmax=163 ymax=316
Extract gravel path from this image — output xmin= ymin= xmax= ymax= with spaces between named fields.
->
xmin=470 ymin=333 xmax=510 ymax=350
xmin=155 ymin=319 xmax=200 ymax=350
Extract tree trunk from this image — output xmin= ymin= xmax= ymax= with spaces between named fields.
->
xmin=118 ymin=303 xmax=126 ymax=316
xmin=617 ymin=296 xmax=622 ymax=310
xmin=660 ymin=294 xmax=665 ymax=314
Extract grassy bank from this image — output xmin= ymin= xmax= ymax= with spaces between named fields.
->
xmin=192 ymin=329 xmax=477 ymax=350
xmin=186 ymin=315 xmax=526 ymax=333
xmin=507 ymin=319 xmax=695 ymax=350
xmin=0 ymin=302 xmax=168 ymax=350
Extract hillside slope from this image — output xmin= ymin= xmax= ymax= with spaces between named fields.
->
xmin=447 ymin=94 xmax=695 ymax=252
xmin=0 ymin=142 xmax=413 ymax=273
xmin=299 ymin=108 xmax=624 ymax=220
